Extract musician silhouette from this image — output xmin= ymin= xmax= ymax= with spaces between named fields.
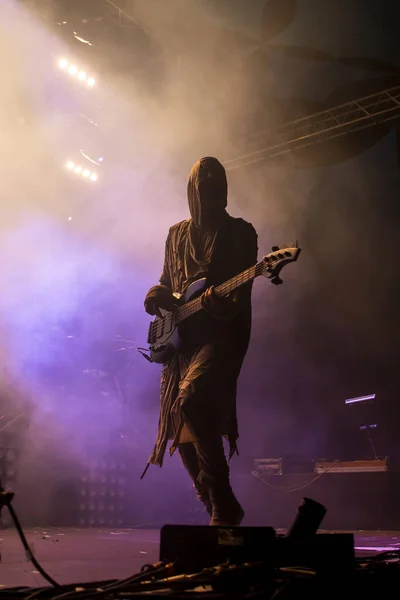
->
xmin=143 ymin=157 xmax=258 ymax=526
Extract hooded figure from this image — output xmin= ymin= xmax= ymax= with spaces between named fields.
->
xmin=144 ymin=157 xmax=258 ymax=526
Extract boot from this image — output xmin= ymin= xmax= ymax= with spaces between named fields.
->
xmin=208 ymin=485 xmax=245 ymax=526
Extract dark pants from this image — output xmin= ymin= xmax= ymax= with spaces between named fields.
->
xmin=178 ymin=434 xmax=243 ymax=525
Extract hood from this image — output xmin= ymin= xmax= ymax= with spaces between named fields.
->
xmin=187 ymin=157 xmax=228 ymax=228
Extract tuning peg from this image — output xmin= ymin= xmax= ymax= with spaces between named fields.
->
xmin=271 ymin=245 xmax=279 ymax=252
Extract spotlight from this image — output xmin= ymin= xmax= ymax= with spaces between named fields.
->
xmin=65 ymin=161 xmax=98 ymax=182
xmin=57 ymin=58 xmax=96 ymax=88
xmin=78 ymin=459 xmax=129 ymax=527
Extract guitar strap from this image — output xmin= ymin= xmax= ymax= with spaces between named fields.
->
xmin=204 ymin=216 xmax=233 ymax=288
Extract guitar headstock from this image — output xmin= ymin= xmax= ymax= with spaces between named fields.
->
xmin=261 ymin=243 xmax=301 ymax=285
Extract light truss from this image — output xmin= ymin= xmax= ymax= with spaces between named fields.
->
xmin=224 ymin=85 xmax=400 ymax=171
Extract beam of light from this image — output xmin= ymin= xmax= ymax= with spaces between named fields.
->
xmin=65 ymin=161 xmax=98 ymax=182
xmin=57 ymin=58 xmax=96 ymax=87
xmin=344 ymin=394 xmax=376 ymax=405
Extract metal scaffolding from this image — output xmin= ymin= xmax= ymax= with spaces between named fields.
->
xmin=224 ymin=85 xmax=400 ymax=171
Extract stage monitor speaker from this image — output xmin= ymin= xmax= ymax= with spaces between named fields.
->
xmin=160 ymin=524 xmax=276 ymax=572
xmin=160 ymin=525 xmax=355 ymax=575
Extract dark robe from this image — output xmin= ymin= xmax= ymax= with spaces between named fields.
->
xmin=145 ymin=157 xmax=258 ymax=468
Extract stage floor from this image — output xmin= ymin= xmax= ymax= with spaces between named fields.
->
xmin=0 ymin=527 xmax=399 ymax=589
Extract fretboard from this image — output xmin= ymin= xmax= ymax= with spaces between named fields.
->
xmin=174 ymin=261 xmax=265 ymax=325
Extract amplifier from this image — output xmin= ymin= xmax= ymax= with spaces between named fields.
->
xmin=314 ymin=458 xmax=389 ymax=474
xmin=253 ymin=458 xmax=283 ymax=475
xmin=254 ymin=457 xmax=314 ymax=475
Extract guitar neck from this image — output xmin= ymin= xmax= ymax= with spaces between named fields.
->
xmin=174 ymin=261 xmax=265 ymax=325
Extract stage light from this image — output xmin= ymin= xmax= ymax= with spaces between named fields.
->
xmin=57 ymin=58 xmax=96 ymax=87
xmin=78 ymin=459 xmax=130 ymax=527
xmin=345 ymin=394 xmax=376 ymax=405
xmin=65 ymin=161 xmax=98 ymax=182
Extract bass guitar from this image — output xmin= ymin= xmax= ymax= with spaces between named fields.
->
xmin=144 ymin=244 xmax=301 ymax=364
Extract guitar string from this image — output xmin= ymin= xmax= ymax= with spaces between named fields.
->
xmin=150 ymin=265 xmax=257 ymax=340
xmin=174 ymin=262 xmax=264 ymax=324
xmin=151 ymin=263 xmax=269 ymax=340
xmin=182 ymin=266 xmax=254 ymax=319
xmin=150 ymin=262 xmax=269 ymax=341
xmin=149 ymin=249 xmax=297 ymax=344
xmin=150 ymin=262 xmax=264 ymax=341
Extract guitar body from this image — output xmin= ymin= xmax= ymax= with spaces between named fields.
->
xmin=148 ymin=278 xmax=207 ymax=364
